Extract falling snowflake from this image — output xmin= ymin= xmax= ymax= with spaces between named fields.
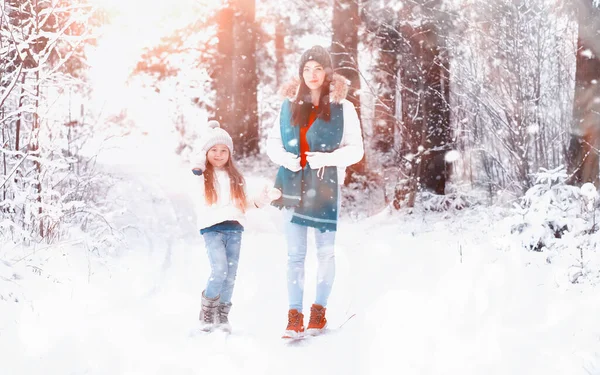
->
xmin=580 ymin=49 xmax=595 ymax=58
xmin=581 ymin=183 xmax=598 ymax=200
xmin=445 ymin=150 xmax=460 ymax=163
xmin=527 ymin=124 xmax=539 ymax=134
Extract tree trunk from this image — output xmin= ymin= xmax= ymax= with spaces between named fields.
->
xmin=395 ymin=23 xmax=451 ymax=209
xmin=275 ymin=21 xmax=286 ymax=88
xmin=568 ymin=0 xmax=600 ymax=187
xmin=332 ymin=0 xmax=366 ymax=182
xmin=29 ymin=71 xmax=43 ymax=237
xmin=15 ymin=73 xmax=26 ymax=151
xmin=372 ymin=28 xmax=400 ymax=156
xmin=233 ymin=0 xmax=259 ymax=157
xmin=214 ymin=6 xmax=235 ymax=137
xmin=395 ymin=25 xmax=423 ymax=208
xmin=420 ymin=30 xmax=451 ymax=195
xmin=2 ymin=109 xmax=6 ymax=206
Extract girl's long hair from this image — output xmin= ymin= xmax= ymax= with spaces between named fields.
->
xmin=203 ymin=156 xmax=247 ymax=213
xmin=291 ymin=74 xmax=332 ymax=127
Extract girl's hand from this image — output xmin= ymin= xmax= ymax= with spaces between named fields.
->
xmin=191 ymin=153 xmax=207 ymax=174
xmin=267 ymin=187 xmax=282 ymax=200
xmin=254 ymin=187 xmax=282 ymax=207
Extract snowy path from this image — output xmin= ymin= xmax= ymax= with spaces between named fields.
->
xmin=2 ymin=133 xmax=600 ymax=374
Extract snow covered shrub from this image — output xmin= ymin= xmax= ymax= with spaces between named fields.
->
xmin=509 ymin=167 xmax=594 ymax=252
xmin=1 ymin=123 xmax=126 ymax=251
xmin=341 ymin=171 xmax=387 ymax=219
xmin=419 ymin=191 xmax=479 ymax=211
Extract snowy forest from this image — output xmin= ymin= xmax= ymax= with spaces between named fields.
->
xmin=2 ymin=0 xmax=600 ymax=374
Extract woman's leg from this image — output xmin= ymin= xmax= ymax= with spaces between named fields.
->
xmin=314 ymin=229 xmax=336 ymax=307
xmin=285 ymin=214 xmax=308 ymax=312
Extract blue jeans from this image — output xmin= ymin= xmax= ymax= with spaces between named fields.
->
xmin=202 ymin=231 xmax=242 ymax=305
xmin=284 ymin=210 xmax=336 ymax=312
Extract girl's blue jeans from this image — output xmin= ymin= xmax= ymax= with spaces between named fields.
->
xmin=202 ymin=231 xmax=242 ymax=305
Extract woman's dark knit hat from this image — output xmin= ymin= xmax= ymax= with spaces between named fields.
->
xmin=298 ymin=45 xmax=333 ymax=79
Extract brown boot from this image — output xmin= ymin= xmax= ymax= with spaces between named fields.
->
xmin=282 ymin=309 xmax=304 ymax=338
xmin=306 ymin=303 xmax=327 ymax=335
xmin=216 ymin=303 xmax=232 ymax=333
xmin=199 ymin=291 xmax=219 ymax=332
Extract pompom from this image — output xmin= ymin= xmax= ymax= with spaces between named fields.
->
xmin=207 ymin=120 xmax=220 ymax=129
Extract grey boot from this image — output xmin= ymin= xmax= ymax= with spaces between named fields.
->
xmin=216 ymin=303 xmax=232 ymax=333
xmin=199 ymin=291 xmax=219 ymax=332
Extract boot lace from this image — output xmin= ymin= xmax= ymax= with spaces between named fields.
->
xmin=217 ymin=306 xmax=229 ymax=324
xmin=309 ymin=306 xmax=324 ymax=325
xmin=203 ymin=308 xmax=215 ymax=324
xmin=287 ymin=311 xmax=301 ymax=328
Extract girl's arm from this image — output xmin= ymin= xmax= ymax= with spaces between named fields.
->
xmin=187 ymin=175 xmax=209 ymax=221
xmin=245 ymin=183 xmax=281 ymax=209
xmin=191 ymin=148 xmax=207 ymax=175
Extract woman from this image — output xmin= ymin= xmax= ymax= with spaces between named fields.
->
xmin=266 ymin=45 xmax=364 ymax=338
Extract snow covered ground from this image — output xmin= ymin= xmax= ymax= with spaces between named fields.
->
xmin=2 ymin=130 xmax=600 ymax=375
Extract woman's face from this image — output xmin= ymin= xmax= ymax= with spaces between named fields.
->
xmin=302 ymin=60 xmax=326 ymax=91
xmin=207 ymin=144 xmax=230 ymax=168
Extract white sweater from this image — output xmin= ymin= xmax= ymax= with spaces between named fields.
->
xmin=192 ymin=170 xmax=254 ymax=231
xmin=266 ymin=99 xmax=364 ymax=183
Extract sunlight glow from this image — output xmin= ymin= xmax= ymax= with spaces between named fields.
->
xmin=86 ymin=0 xmax=219 ymax=132
xmin=88 ymin=0 xmax=217 ymax=23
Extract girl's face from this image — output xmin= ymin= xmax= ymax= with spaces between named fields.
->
xmin=302 ymin=60 xmax=326 ymax=91
xmin=207 ymin=144 xmax=230 ymax=168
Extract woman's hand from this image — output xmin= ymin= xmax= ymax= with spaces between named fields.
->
xmin=305 ymin=151 xmax=334 ymax=169
xmin=282 ymin=152 xmax=302 ymax=172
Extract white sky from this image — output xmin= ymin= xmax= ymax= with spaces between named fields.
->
xmin=85 ymin=0 xmax=218 ymax=130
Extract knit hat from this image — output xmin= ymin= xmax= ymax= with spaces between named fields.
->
xmin=200 ymin=120 xmax=233 ymax=155
xmin=298 ymin=45 xmax=333 ymax=80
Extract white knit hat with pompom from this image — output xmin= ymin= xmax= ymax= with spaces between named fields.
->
xmin=200 ymin=120 xmax=234 ymax=154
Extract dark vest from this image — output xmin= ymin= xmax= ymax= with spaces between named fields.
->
xmin=272 ymin=99 xmax=344 ymax=232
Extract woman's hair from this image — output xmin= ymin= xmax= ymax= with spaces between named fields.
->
xmin=291 ymin=70 xmax=332 ymax=127
xmin=203 ymin=156 xmax=247 ymax=213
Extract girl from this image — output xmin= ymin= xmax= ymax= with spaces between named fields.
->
xmin=192 ymin=120 xmax=280 ymax=333
xmin=266 ymin=45 xmax=364 ymax=338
